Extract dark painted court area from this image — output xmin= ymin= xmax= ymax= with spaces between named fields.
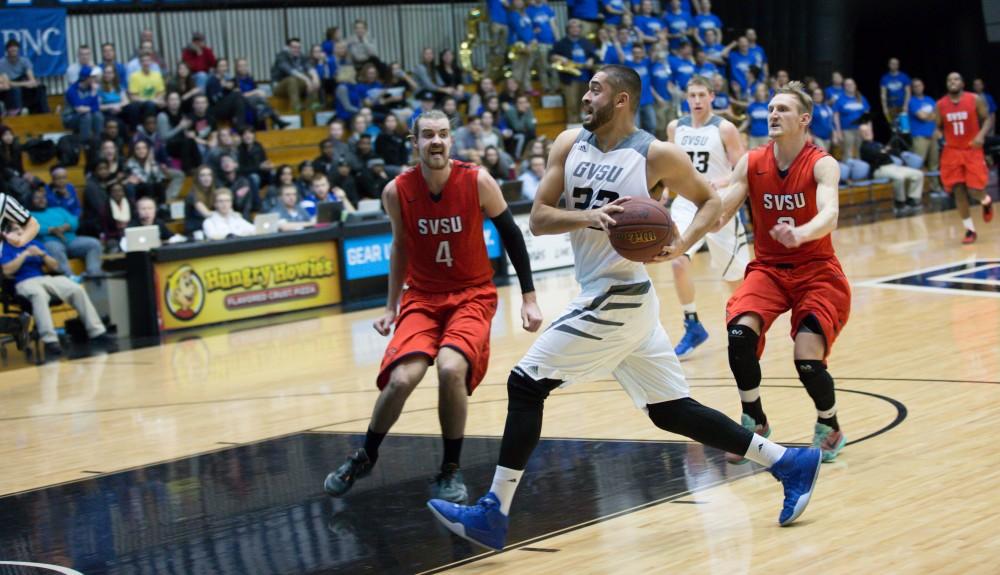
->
xmin=0 ymin=433 xmax=757 ymax=574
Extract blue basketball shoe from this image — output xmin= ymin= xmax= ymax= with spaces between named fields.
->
xmin=675 ymin=318 xmax=709 ymax=359
xmin=769 ymin=447 xmax=822 ymax=526
xmin=427 ymin=492 xmax=508 ymax=551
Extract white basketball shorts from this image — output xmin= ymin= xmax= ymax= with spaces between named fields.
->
xmin=670 ymin=196 xmax=750 ymax=282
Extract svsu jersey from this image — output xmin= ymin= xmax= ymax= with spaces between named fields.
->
xmin=747 ymin=141 xmax=836 ymax=266
xmin=938 ymin=92 xmax=981 ymax=149
xmin=395 ymin=161 xmax=493 ymax=292
xmin=564 ymin=129 xmax=656 ymax=296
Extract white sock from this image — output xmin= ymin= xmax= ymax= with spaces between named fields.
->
xmin=744 ymin=433 xmax=787 ymax=467
xmin=489 ymin=466 xmax=523 ymax=515
xmin=682 ymin=303 xmax=697 ymax=314
xmin=963 ymin=217 xmax=975 ymax=231
xmin=817 ymin=404 xmax=837 ymax=420
xmin=738 ymin=388 xmax=760 ymax=403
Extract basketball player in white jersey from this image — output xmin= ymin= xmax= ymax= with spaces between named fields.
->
xmin=427 ymin=65 xmax=822 ymax=551
xmin=667 ymin=75 xmax=749 ymax=358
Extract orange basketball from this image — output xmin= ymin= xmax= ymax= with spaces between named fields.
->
xmin=608 ymin=197 xmax=676 ymax=262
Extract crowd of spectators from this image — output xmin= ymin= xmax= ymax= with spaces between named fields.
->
xmin=0 ymin=1 xmax=994 ymax=274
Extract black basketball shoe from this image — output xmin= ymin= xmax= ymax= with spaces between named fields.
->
xmin=324 ymin=448 xmax=373 ymax=497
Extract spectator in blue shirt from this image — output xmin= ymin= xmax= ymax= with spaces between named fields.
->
xmin=27 ymin=188 xmax=104 ymax=278
xmin=809 ymin=87 xmax=835 ymax=151
xmin=100 ymin=43 xmax=128 ymax=92
xmin=709 ymin=74 xmax=733 ymax=119
xmin=566 ymin=0 xmax=601 ymax=38
xmin=486 ymin=0 xmax=510 ymax=70
xmin=0 ymin=227 xmax=110 ymax=356
xmin=625 ymin=44 xmax=656 ymax=133
xmin=663 ymin=0 xmax=694 ymax=52
xmin=833 ymin=78 xmax=870 ymax=160
xmin=693 ymin=0 xmax=722 ymax=44
xmin=507 ymin=0 xmax=536 ymax=94
xmin=745 ymin=28 xmax=768 ymax=81
xmin=742 ymin=83 xmax=770 ymax=149
xmin=694 ymin=49 xmax=719 ymax=82
xmin=528 ymin=0 xmax=559 ymax=94
xmin=668 ymin=41 xmax=696 ymax=91
xmin=880 ymin=57 xmax=911 ymax=125
xmin=727 ymin=36 xmax=755 ymax=94
xmin=321 ymin=26 xmax=341 ymax=57
xmin=634 ymin=0 xmax=664 ymax=46
xmin=973 ymin=78 xmax=996 ymax=136
xmin=602 ymin=0 xmax=627 ymax=26
xmin=825 ymin=70 xmax=845 ymax=107
xmin=604 ymin=26 xmax=634 ymax=65
xmin=908 ymin=78 xmax=940 ymax=184
xmin=310 ymin=44 xmax=338 ymax=108
xmin=45 ymin=166 xmax=82 ymax=219
xmin=63 ymin=66 xmax=105 ymax=142
xmin=699 ymin=28 xmax=726 ymax=66
xmin=650 ymin=45 xmax=675 ymax=138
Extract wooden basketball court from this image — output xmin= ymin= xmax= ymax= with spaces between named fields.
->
xmin=1 ymin=210 xmax=998 ymax=574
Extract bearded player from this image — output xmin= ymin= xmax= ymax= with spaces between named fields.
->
xmin=323 ymin=110 xmax=543 ymax=503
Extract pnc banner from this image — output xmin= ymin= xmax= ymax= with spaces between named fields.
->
xmin=0 ymin=9 xmax=67 ymax=77
xmin=153 ymin=241 xmax=341 ymax=331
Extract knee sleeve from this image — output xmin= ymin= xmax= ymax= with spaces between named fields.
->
xmin=795 ymin=359 xmax=836 ymax=414
xmin=507 ymin=368 xmax=558 ymax=412
xmin=499 ymin=369 xmax=562 ymax=470
xmin=728 ymin=324 xmax=761 ymax=391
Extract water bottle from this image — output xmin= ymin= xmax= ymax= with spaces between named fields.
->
xmin=897 ymin=113 xmax=910 ymax=134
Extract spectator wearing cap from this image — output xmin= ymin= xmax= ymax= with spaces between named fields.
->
xmin=330 ymin=157 xmax=361 ymax=206
xmin=409 ymin=89 xmax=437 ymax=131
xmin=271 ymin=38 xmax=321 ymax=112
xmin=182 ymin=32 xmax=218 ymax=91
xmin=66 ymin=44 xmax=96 ymax=86
xmin=0 ymin=39 xmax=49 ymax=115
xmin=63 ymin=65 xmax=105 ymax=142
xmin=360 ymin=157 xmax=391 ymax=200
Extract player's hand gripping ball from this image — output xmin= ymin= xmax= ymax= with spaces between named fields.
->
xmin=608 ymin=197 xmax=677 ymax=262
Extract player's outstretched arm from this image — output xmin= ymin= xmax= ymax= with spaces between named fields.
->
xmin=374 ymin=181 xmax=407 ymax=336
xmin=649 ymin=140 xmax=720 ymax=261
xmin=477 ymin=168 xmax=543 ymax=332
xmin=529 ymin=129 xmax=625 ymax=236
xmin=771 ymin=156 xmax=840 ymax=248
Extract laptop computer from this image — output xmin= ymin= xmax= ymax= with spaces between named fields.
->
xmin=317 ymin=201 xmax=344 ymax=224
xmin=125 ymin=225 xmax=162 ymax=253
xmin=254 ymin=213 xmax=280 ymax=235
xmin=500 ymin=180 xmax=523 ymax=202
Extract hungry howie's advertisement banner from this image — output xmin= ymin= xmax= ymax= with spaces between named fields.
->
xmin=154 ymin=242 xmax=341 ymax=331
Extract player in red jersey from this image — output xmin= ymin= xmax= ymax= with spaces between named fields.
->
xmin=937 ymin=72 xmax=994 ymax=244
xmin=717 ymin=81 xmax=851 ymax=463
xmin=324 ymin=110 xmax=543 ymax=502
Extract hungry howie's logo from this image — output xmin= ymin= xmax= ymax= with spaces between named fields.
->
xmin=613 ymin=230 xmax=658 ymax=244
xmin=165 ymin=265 xmax=206 ymax=321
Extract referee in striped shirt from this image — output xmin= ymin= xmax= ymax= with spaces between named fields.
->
xmin=0 ymin=192 xmax=39 ymax=252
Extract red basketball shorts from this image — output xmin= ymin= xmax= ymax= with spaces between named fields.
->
xmin=378 ymin=282 xmax=497 ymax=394
xmin=940 ymin=146 xmax=989 ymax=192
xmin=726 ymin=258 xmax=851 ymax=361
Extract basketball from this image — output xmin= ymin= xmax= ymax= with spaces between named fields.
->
xmin=608 ymin=197 xmax=676 ymax=262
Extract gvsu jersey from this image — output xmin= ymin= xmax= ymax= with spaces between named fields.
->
xmin=564 ymin=129 xmax=656 ymax=296
xmin=395 ymin=161 xmax=493 ymax=292
xmin=747 ymin=141 xmax=836 ymax=266
xmin=672 ymin=114 xmax=731 ymax=215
